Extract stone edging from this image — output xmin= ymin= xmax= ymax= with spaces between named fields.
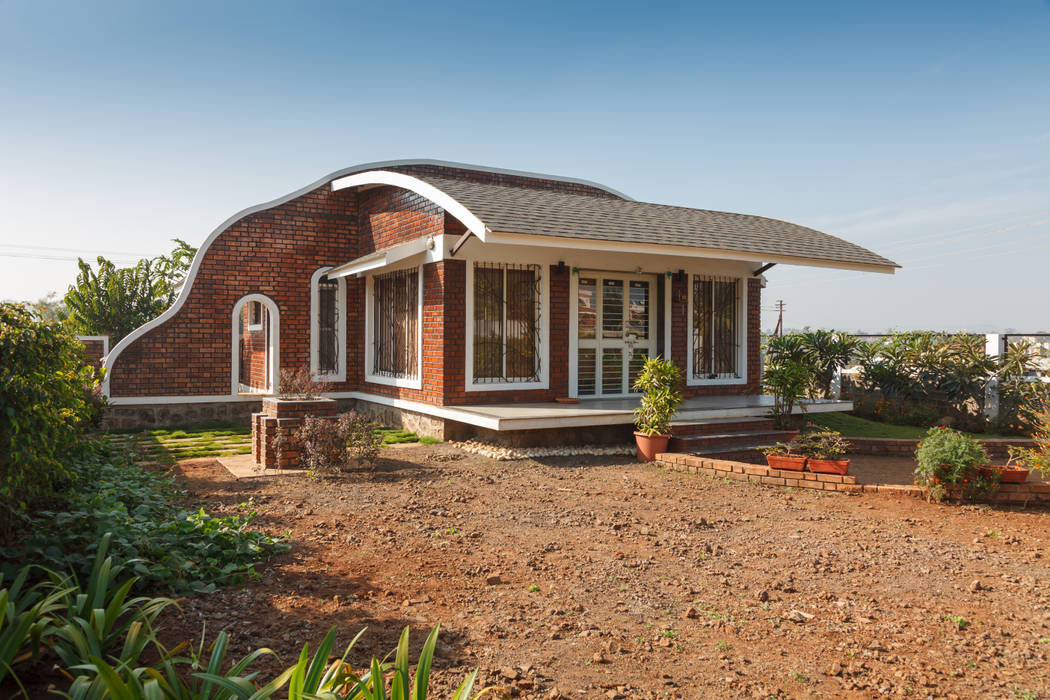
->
xmin=655 ymin=452 xmax=1050 ymax=506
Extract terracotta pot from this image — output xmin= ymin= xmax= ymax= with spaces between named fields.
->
xmin=554 ymin=397 xmax=580 ymax=404
xmin=634 ymin=432 xmax=670 ymax=462
xmin=765 ymin=454 xmax=807 ymax=471
xmin=808 ymin=458 xmax=850 ymax=475
xmin=978 ymin=465 xmax=1030 ymax=484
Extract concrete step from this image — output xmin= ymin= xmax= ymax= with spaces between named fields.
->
xmin=670 ymin=417 xmax=776 ymax=437
xmin=669 ymin=430 xmax=797 ymax=453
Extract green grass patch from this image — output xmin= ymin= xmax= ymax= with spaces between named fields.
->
xmin=806 ymin=412 xmax=1009 ymax=440
xmin=374 ymin=427 xmax=441 ymax=446
xmin=104 ymin=423 xmax=439 ymax=462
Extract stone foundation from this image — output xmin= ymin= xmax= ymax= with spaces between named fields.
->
xmin=101 ymin=400 xmax=263 ymax=430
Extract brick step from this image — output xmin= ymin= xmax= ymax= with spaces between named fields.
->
xmin=671 ymin=417 xmax=776 ymax=437
xmin=669 ymin=430 xmax=797 ymax=453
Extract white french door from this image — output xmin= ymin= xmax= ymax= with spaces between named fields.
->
xmin=574 ymin=273 xmax=657 ymax=397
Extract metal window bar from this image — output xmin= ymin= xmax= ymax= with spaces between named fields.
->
xmin=317 ymin=275 xmax=339 ymax=374
xmin=692 ymin=275 xmax=740 ymax=379
xmin=473 ymin=262 xmax=541 ymax=383
xmin=373 ymin=268 xmax=418 ymax=378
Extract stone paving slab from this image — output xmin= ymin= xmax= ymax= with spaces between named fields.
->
xmin=217 ymin=454 xmax=306 ymax=479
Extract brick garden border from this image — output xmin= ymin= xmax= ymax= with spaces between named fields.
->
xmin=655 ymin=452 xmax=1050 ymax=506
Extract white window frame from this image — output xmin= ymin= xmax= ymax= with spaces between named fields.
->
xmin=309 ymin=267 xmax=346 ymax=382
xmin=686 ymin=275 xmax=747 ymax=386
xmin=364 ymin=263 xmax=423 ymax=390
xmin=246 ymin=301 xmax=264 ymax=331
xmin=464 ymin=262 xmax=549 ymax=392
xmin=230 ymin=293 xmax=280 ymax=395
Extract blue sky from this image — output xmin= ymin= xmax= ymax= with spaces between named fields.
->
xmin=1 ymin=0 xmax=1048 ymax=332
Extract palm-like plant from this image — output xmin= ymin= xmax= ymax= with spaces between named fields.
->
xmin=633 ymin=357 xmax=683 ymax=437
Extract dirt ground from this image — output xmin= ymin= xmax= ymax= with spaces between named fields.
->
xmin=158 ymin=445 xmax=1050 ymax=699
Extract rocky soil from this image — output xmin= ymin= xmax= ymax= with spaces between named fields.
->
xmin=161 ymin=444 xmax=1050 ymax=699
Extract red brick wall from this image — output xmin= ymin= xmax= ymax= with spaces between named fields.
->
xmin=108 ymin=184 xmax=357 ymax=397
xmin=357 ymin=186 xmax=444 ymax=256
xmin=107 ymin=161 xmax=761 ymax=409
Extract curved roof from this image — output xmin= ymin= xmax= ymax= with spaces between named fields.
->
xmin=409 ymin=174 xmax=898 ymax=271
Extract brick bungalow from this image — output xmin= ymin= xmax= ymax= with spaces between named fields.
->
xmin=101 ymin=159 xmax=897 ymax=443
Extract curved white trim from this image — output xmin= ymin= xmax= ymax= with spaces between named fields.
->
xmin=102 ymin=158 xmax=629 ymax=397
xmin=331 ymin=170 xmax=489 ymax=240
xmin=309 ymin=267 xmax=346 ymax=382
xmin=231 ymin=294 xmax=280 ymax=395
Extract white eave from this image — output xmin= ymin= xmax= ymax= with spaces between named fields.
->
xmin=327 ymin=236 xmax=434 ymax=278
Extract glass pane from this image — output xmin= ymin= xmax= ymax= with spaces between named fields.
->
xmin=712 ymin=280 xmax=738 ymax=375
xmin=628 ymin=280 xmax=649 ymax=340
xmin=318 ymin=278 xmax=338 ymax=374
xmin=374 ymin=269 xmax=419 ymax=378
xmin=628 ymin=347 xmax=648 ymax=392
xmin=578 ymin=347 xmax=596 ymax=396
xmin=601 ymin=347 xmax=623 ymax=395
xmin=578 ymin=277 xmax=596 ymax=340
xmin=506 ymin=268 xmax=537 ymax=380
xmin=473 ymin=267 xmax=503 ymax=380
xmin=692 ymin=278 xmax=712 ymax=377
xmin=601 ymin=279 xmax=623 ymax=339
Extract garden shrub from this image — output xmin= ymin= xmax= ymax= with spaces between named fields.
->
xmin=0 ymin=442 xmax=288 ymax=593
xmin=762 ymin=353 xmax=813 ymax=428
xmin=914 ymin=427 xmax=995 ymax=502
xmin=0 ymin=303 xmax=104 ymax=531
xmin=277 ymin=365 xmax=331 ymax=398
xmin=295 ymin=411 xmax=382 ymax=475
xmin=1006 ymin=387 xmax=1050 ymax=476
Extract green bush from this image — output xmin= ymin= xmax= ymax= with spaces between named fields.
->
xmin=914 ymin=427 xmax=995 ymax=502
xmin=0 ymin=443 xmax=287 ymax=594
xmin=0 ymin=303 xmax=104 ymax=527
xmin=762 ymin=356 xmax=813 ymax=429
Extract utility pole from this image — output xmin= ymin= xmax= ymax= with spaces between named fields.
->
xmin=773 ymin=299 xmax=785 ymax=337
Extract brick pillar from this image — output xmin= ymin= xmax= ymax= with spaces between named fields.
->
xmin=252 ymin=397 xmax=337 ymax=469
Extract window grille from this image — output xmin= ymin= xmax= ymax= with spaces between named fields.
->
xmin=473 ymin=262 xmax=541 ymax=383
xmin=372 ymin=268 xmax=419 ymax=379
xmin=317 ymin=275 xmax=339 ymax=374
xmin=692 ymin=276 xmax=740 ymax=379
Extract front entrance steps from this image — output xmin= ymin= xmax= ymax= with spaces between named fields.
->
xmin=668 ymin=417 xmax=797 ymax=462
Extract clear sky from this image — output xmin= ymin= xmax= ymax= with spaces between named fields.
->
xmin=1 ymin=0 xmax=1048 ymax=332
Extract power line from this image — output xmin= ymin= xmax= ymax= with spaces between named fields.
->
xmin=0 ymin=243 xmax=153 ymax=258
xmin=0 ymin=251 xmax=143 ymax=264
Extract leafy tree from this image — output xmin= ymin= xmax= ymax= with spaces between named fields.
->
xmin=0 ymin=303 xmax=103 ymax=533
xmin=63 ymin=239 xmax=196 ymax=343
xmin=798 ymin=329 xmax=860 ymax=399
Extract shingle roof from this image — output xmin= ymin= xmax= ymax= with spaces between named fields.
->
xmin=414 ymin=175 xmax=898 ymax=270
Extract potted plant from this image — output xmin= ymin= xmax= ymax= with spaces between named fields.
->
xmin=799 ymin=429 xmax=851 ymax=475
xmin=759 ymin=441 xmax=807 ymax=471
xmin=914 ymin=427 xmax=997 ymax=502
xmin=982 ymin=450 xmax=1031 ymax=484
xmin=632 ymin=356 xmax=684 ymax=462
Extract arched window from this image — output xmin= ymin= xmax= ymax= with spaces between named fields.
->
xmin=310 ymin=267 xmax=346 ymax=382
xmin=231 ymin=294 xmax=280 ymax=394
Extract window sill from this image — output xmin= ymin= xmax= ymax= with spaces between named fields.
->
xmin=685 ymin=376 xmax=747 ymax=387
xmin=365 ymin=373 xmax=422 ymax=390
xmin=465 ymin=379 xmax=547 ymax=392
